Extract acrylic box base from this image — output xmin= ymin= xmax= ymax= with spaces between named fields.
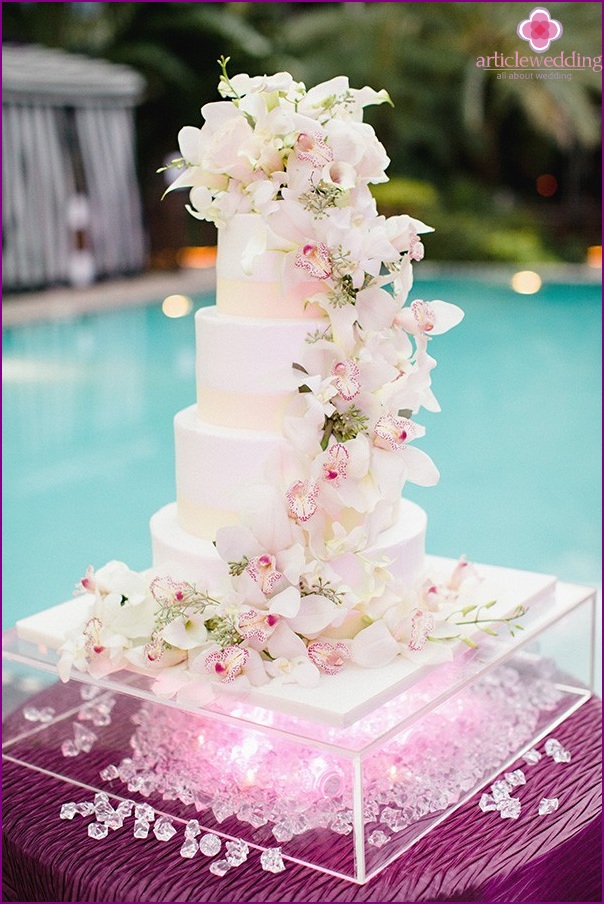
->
xmin=2 ymin=563 xmax=596 ymax=884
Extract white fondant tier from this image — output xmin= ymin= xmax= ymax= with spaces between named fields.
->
xmin=195 ymin=307 xmax=326 ymax=431
xmin=174 ymin=405 xmax=287 ymax=538
xmin=215 ymin=213 xmax=327 ymax=319
xmin=151 ymin=498 xmax=427 ymax=589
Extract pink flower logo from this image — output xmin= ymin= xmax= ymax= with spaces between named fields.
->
xmin=517 ymin=7 xmax=563 ymax=53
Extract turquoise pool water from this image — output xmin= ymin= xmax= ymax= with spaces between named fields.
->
xmin=3 ymin=277 xmax=601 ymax=628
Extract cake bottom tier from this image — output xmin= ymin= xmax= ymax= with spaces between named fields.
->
xmin=150 ymin=498 xmax=427 ymax=589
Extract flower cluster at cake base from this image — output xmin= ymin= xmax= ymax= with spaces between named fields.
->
xmin=57 ymin=553 xmax=527 ymax=697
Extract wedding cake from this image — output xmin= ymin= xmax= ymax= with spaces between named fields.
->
xmin=11 ymin=66 xmax=582 ymax=884
xmin=55 ymin=65 xmax=480 ymax=693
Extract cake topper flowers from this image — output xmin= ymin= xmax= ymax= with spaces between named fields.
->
xmin=58 ymin=64 xmax=526 ymax=698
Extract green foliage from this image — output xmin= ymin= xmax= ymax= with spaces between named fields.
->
xmin=3 ymin=1 xmax=599 ymax=262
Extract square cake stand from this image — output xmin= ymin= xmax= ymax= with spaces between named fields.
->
xmin=2 ymin=558 xmax=596 ymax=884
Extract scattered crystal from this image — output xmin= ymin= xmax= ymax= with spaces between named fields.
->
xmin=100 ymin=765 xmax=119 ymax=782
xmin=38 ymin=707 xmax=56 ymax=723
xmin=272 ymin=822 xmax=294 ymax=843
xmin=133 ymin=820 xmax=150 ymax=839
xmin=94 ymin=796 xmax=115 ymax=822
xmin=88 ymin=822 xmax=109 ymax=839
xmin=225 ymin=839 xmax=249 ymax=867
xmin=330 ymin=813 xmax=353 ymax=835
xmin=104 ymin=812 xmax=124 ymax=831
xmin=498 ymin=797 xmax=521 ymax=820
xmin=261 ymin=848 xmax=286 ymax=873
xmin=134 ymin=803 xmax=155 ymax=823
xmin=368 ymin=830 xmax=390 ymax=847
xmin=23 ymin=706 xmax=41 ymax=721
xmin=491 ymin=780 xmax=511 ymax=802
xmin=185 ymin=819 xmax=201 ymax=839
xmin=212 ymin=800 xmax=233 ymax=823
xmin=544 ymin=738 xmax=571 ymax=763
xmin=199 ymin=833 xmax=222 ymax=856
xmin=116 ymin=800 xmax=134 ymax=818
xmin=380 ymin=806 xmax=407 ymax=832
xmin=504 ymin=769 xmax=526 ymax=787
xmin=209 ymin=859 xmax=230 ymax=877
xmin=538 ymin=797 xmax=559 ymax=816
xmin=180 ymin=838 xmax=199 ymax=859
xmin=479 ymin=793 xmax=498 ymax=812
xmin=75 ymin=802 xmax=96 ymax=817
xmin=60 ymin=802 xmax=77 ymax=820
xmin=153 ymin=816 xmax=176 ymax=841
xmin=552 ymin=747 xmax=571 ymax=763
xmin=523 ymin=748 xmax=542 ymax=765
xmin=80 ymin=685 xmax=102 ymax=700
xmin=61 ymin=739 xmax=79 ymax=757
xmin=73 ymin=723 xmax=97 ymax=753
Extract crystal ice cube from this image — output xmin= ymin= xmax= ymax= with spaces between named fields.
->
xmin=368 ymin=830 xmax=390 ymax=848
xmin=552 ymin=747 xmax=571 ymax=763
xmin=134 ymin=803 xmax=155 ymax=823
xmin=61 ymin=739 xmax=79 ymax=758
xmin=104 ymin=812 xmax=124 ymax=831
xmin=498 ymin=797 xmax=521 ymax=820
xmin=544 ymin=738 xmax=571 ymax=762
xmin=478 ymin=793 xmax=498 ymax=812
xmin=80 ymin=684 xmax=102 ymax=700
xmin=60 ymin=802 xmax=77 ymax=820
xmin=330 ymin=812 xmax=353 ymax=835
xmin=88 ymin=822 xmax=109 ymax=839
xmin=180 ymin=838 xmax=199 ymax=859
xmin=225 ymin=839 xmax=249 ymax=867
xmin=73 ymin=723 xmax=97 ymax=753
xmin=153 ymin=816 xmax=176 ymax=841
xmin=116 ymin=800 xmax=134 ymax=818
xmin=100 ymin=765 xmax=119 ymax=782
xmin=76 ymin=802 xmax=96 ymax=817
xmin=380 ymin=806 xmax=407 ymax=832
xmin=211 ymin=800 xmax=233 ymax=823
xmin=199 ymin=833 xmax=222 ymax=856
xmin=23 ymin=706 xmax=41 ymax=721
xmin=261 ymin=848 xmax=286 ymax=873
xmin=133 ymin=820 xmax=150 ymax=839
xmin=185 ymin=819 xmax=202 ymax=839
xmin=490 ymin=780 xmax=512 ymax=802
xmin=538 ymin=797 xmax=559 ymax=816
xmin=522 ymin=748 xmax=542 ymax=766
xmin=209 ymin=859 xmax=230 ymax=877
xmin=272 ymin=822 xmax=294 ymax=843
xmin=504 ymin=769 xmax=526 ymax=787
xmin=38 ymin=707 xmax=56 ymax=723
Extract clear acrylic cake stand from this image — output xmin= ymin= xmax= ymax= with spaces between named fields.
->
xmin=2 ymin=559 xmax=596 ymax=884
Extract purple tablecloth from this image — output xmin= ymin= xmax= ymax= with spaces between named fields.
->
xmin=2 ymin=693 xmax=601 ymax=903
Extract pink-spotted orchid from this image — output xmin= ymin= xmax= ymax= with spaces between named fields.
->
xmin=204 ymin=645 xmax=249 ymax=683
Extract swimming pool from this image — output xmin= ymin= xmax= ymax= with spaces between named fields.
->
xmin=2 ymin=276 xmax=601 ymax=629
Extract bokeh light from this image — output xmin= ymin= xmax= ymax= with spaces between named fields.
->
xmin=511 ymin=271 xmax=542 ymax=295
xmin=162 ymin=294 xmax=193 ymax=317
xmin=536 ymin=174 xmax=558 ymax=197
xmin=586 ymin=246 xmax=602 ymax=268
xmin=177 ymin=246 xmax=217 ymax=269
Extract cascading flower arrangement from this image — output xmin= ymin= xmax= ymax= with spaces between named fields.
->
xmin=59 ymin=62 xmax=526 ymax=699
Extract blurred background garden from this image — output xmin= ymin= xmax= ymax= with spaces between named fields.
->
xmin=3 ymin=0 xmax=602 ymax=273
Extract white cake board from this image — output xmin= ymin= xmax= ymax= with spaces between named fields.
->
xmin=12 ymin=556 xmax=591 ymax=729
